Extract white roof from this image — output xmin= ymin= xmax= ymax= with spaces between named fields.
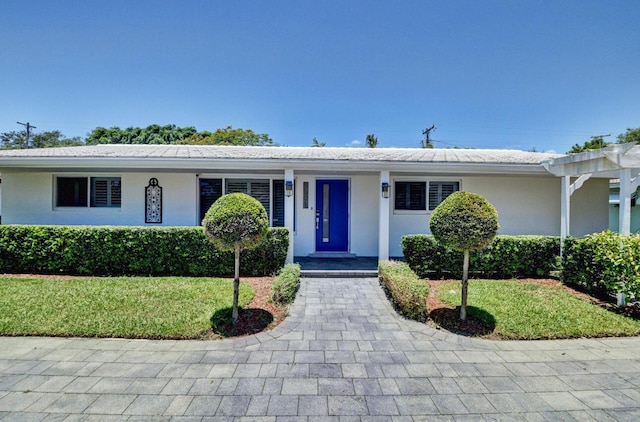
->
xmin=0 ymin=144 xmax=561 ymax=175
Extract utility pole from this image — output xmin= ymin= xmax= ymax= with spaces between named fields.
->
xmin=17 ymin=121 xmax=37 ymax=148
xmin=422 ymin=124 xmax=436 ymax=148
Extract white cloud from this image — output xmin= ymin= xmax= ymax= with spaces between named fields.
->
xmin=347 ymin=140 xmax=362 ymax=147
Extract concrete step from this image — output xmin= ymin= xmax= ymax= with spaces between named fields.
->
xmin=300 ymin=269 xmax=378 ymax=278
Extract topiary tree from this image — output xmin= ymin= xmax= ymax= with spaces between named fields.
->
xmin=202 ymin=193 xmax=269 ymax=324
xmin=429 ymin=192 xmax=499 ymax=320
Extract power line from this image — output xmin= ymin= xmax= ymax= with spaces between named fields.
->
xmin=17 ymin=121 xmax=37 ymax=148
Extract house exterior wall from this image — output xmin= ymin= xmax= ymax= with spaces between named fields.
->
xmin=1 ymin=169 xmax=610 ymax=258
xmin=388 ymin=175 xmax=561 ymax=257
xmin=387 ymin=175 xmax=608 ymax=257
xmin=569 ymin=178 xmax=609 ymax=236
xmin=608 ymin=205 xmax=640 ymax=233
xmin=609 ymin=186 xmax=640 ymax=233
xmin=2 ymin=172 xmax=197 ymax=226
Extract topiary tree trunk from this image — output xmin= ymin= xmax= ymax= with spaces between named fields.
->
xmin=461 ymin=250 xmax=470 ymax=320
xmin=233 ymin=246 xmax=241 ymax=322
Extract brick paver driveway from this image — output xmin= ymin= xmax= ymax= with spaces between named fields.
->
xmin=1 ymin=277 xmax=640 ymax=420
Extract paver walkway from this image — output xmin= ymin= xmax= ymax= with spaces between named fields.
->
xmin=1 ymin=277 xmax=640 ymax=421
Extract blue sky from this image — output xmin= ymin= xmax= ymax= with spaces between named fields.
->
xmin=1 ymin=0 xmax=638 ymax=152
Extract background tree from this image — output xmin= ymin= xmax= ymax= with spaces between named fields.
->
xmin=86 ymin=124 xmax=197 ymax=145
xmin=566 ymin=135 xmax=610 ymax=154
xmin=617 ymin=127 xmax=640 ymax=144
xmin=366 ymin=133 xmax=378 ymax=148
xmin=1 ymin=130 xmax=84 ymax=149
xmin=177 ymin=126 xmax=274 ymax=146
xmin=202 ymin=193 xmax=269 ymax=324
xmin=310 ymin=137 xmax=326 ymax=147
xmin=429 ymin=192 xmax=499 ymax=320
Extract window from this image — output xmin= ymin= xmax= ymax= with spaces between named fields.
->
xmin=394 ymin=181 xmax=426 ymax=211
xmin=226 ymin=179 xmax=271 ymax=217
xmin=198 ymin=177 xmax=286 ymax=226
xmin=91 ymin=177 xmax=121 ymax=207
xmin=56 ymin=176 xmax=121 ymax=208
xmin=199 ymin=178 xmax=222 ymax=221
xmin=428 ymin=181 xmax=459 ymax=210
xmin=394 ymin=180 xmax=460 ymax=211
xmin=57 ymin=177 xmax=88 ymax=207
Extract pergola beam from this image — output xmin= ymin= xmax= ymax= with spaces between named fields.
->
xmin=544 ymin=143 xmax=640 ymax=242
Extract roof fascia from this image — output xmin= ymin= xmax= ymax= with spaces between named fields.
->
xmin=0 ymin=156 xmax=551 ymax=176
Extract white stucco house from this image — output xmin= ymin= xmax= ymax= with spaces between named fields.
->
xmin=0 ymin=144 xmax=614 ymax=263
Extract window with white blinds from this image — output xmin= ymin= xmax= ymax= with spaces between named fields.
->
xmin=225 ymin=179 xmax=271 ymax=217
xmin=428 ymin=181 xmax=459 ymax=210
xmin=394 ymin=180 xmax=460 ymax=212
xmin=90 ymin=177 xmax=122 ymax=207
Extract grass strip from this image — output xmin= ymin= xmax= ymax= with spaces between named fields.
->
xmin=0 ymin=276 xmax=253 ymax=339
xmin=438 ymin=280 xmax=640 ymax=339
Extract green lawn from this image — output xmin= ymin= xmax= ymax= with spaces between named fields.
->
xmin=438 ymin=280 xmax=640 ymax=339
xmin=0 ymin=276 xmax=253 ymax=339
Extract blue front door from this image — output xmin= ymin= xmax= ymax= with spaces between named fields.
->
xmin=315 ymin=179 xmax=349 ymax=252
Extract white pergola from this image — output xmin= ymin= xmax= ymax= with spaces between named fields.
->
xmin=542 ymin=143 xmax=640 ymax=238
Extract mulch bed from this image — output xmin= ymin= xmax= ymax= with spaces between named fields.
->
xmin=204 ymin=277 xmax=289 ymax=339
xmin=426 ymin=278 xmax=640 ymax=338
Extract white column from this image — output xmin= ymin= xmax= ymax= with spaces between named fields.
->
xmin=619 ymin=168 xmax=632 ymax=235
xmin=284 ymin=169 xmax=295 ymax=263
xmin=561 ymin=176 xmax=570 ymax=239
xmin=560 ymin=176 xmax=570 ymax=256
xmin=378 ymin=170 xmax=390 ymax=262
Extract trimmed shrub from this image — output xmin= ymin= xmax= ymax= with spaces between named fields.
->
xmin=429 ymin=191 xmax=499 ymax=253
xmin=271 ymin=263 xmax=301 ymax=304
xmin=562 ymin=231 xmax=640 ymax=299
xmin=0 ymin=225 xmax=288 ymax=277
xmin=402 ymin=234 xmax=560 ymax=279
xmin=378 ymin=260 xmax=429 ymax=322
xmin=202 ymin=193 xmax=269 ymax=253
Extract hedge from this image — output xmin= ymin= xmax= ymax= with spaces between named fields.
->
xmin=378 ymin=260 xmax=429 ymax=322
xmin=0 ymin=225 xmax=288 ymax=277
xmin=562 ymin=231 xmax=640 ymax=300
xmin=401 ymin=234 xmax=560 ymax=279
xmin=271 ymin=263 xmax=301 ymax=304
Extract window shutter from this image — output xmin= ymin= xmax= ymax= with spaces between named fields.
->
xmin=272 ymin=180 xmax=285 ymax=227
xmin=410 ymin=182 xmax=426 ymax=210
xmin=226 ymin=179 xmax=271 ymax=219
xmin=429 ymin=181 xmax=459 ymax=210
xmin=249 ymin=181 xmax=270 ymax=217
xmin=93 ymin=179 xmax=108 ymax=207
xmin=394 ymin=181 xmax=426 ymax=210
xmin=110 ymin=179 xmax=121 ymax=207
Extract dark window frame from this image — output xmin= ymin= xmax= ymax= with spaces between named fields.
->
xmin=55 ymin=176 xmax=122 ymax=209
xmin=394 ymin=181 xmax=427 ymax=211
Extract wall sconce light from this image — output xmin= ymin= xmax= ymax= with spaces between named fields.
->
xmin=285 ymin=180 xmax=293 ymax=197
xmin=381 ymin=182 xmax=390 ymax=199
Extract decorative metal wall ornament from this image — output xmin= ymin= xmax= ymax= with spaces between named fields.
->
xmin=145 ymin=178 xmax=162 ymax=223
